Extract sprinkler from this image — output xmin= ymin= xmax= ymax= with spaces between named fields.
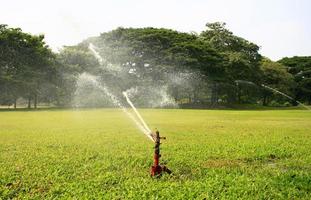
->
xmin=150 ymin=130 xmax=172 ymax=177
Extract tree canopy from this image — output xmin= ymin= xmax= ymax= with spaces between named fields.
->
xmin=0 ymin=24 xmax=56 ymax=108
xmin=278 ymin=56 xmax=311 ymax=104
xmin=0 ymin=23 xmax=309 ymax=108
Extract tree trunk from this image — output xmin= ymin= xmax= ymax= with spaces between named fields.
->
xmin=237 ymin=85 xmax=241 ymax=104
xmin=34 ymin=94 xmax=37 ymax=109
xmin=211 ymin=82 xmax=218 ymax=105
xmin=28 ymin=97 xmax=31 ymax=109
xmin=172 ymin=86 xmax=179 ymax=102
xmin=193 ymin=86 xmax=199 ymax=104
xmin=262 ymin=95 xmax=267 ymax=106
xmin=14 ymin=99 xmax=17 ymax=109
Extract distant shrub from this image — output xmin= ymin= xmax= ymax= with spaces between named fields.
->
xmin=270 ymin=100 xmax=282 ymax=107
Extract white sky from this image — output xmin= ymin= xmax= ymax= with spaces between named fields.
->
xmin=1 ymin=0 xmax=310 ymax=60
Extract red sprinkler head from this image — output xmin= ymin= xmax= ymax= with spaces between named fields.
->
xmin=150 ymin=130 xmax=172 ymax=177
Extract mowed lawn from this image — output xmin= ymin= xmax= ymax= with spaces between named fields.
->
xmin=0 ymin=109 xmax=311 ymax=199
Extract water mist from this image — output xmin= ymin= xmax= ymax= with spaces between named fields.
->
xmin=86 ymin=43 xmax=154 ymax=141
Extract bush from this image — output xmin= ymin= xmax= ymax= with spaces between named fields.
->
xmin=283 ymin=102 xmax=291 ymax=107
xmin=269 ymin=100 xmax=282 ymax=107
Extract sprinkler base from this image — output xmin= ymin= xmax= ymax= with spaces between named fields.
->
xmin=150 ymin=165 xmax=172 ymax=177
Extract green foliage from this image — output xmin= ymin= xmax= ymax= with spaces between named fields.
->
xmin=278 ymin=56 xmax=311 ymax=104
xmin=0 ymin=109 xmax=311 ymax=199
xmin=95 ymin=27 xmax=223 ymax=78
xmin=58 ymin=45 xmax=99 ymax=73
xmin=52 ymin=45 xmax=101 ymax=106
xmin=260 ymin=58 xmax=295 ymax=105
xmin=200 ymin=22 xmax=263 ymax=104
xmin=0 ymin=24 xmax=56 ymax=108
xmin=200 ymin=22 xmax=262 ymax=82
xmin=1 ymin=23 xmax=310 ymax=108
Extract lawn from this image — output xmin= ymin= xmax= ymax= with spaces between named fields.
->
xmin=0 ymin=109 xmax=311 ymax=199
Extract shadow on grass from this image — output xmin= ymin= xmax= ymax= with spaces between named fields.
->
xmin=180 ymin=103 xmax=309 ymax=111
xmin=203 ymin=154 xmax=289 ymax=169
xmin=0 ymin=107 xmax=71 ymax=112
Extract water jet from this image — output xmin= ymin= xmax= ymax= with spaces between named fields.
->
xmin=88 ymin=43 xmax=172 ymax=176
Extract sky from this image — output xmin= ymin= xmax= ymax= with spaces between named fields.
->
xmin=1 ymin=0 xmax=310 ymax=60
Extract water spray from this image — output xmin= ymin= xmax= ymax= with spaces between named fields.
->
xmin=88 ymin=43 xmax=103 ymax=65
xmin=88 ymin=43 xmax=172 ymax=176
xmin=122 ymin=92 xmax=172 ymax=176
xmin=87 ymin=43 xmax=152 ymax=140
xmin=77 ymin=73 xmax=151 ymax=138
xmin=123 ymin=91 xmax=152 ymax=140
xmin=234 ymin=80 xmax=310 ymax=111
xmin=261 ymin=84 xmax=311 ymax=110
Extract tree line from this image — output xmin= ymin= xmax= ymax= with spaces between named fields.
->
xmin=0 ymin=22 xmax=310 ymax=108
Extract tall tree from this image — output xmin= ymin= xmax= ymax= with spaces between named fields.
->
xmin=200 ymin=22 xmax=262 ymax=104
xmin=278 ymin=56 xmax=311 ymax=104
xmin=260 ymin=58 xmax=294 ymax=105
xmin=0 ymin=24 xmax=56 ymax=108
xmin=55 ymin=45 xmax=100 ymax=106
xmin=88 ymin=27 xmax=223 ymax=103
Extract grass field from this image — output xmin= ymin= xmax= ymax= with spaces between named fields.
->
xmin=1 ymin=109 xmax=311 ymax=199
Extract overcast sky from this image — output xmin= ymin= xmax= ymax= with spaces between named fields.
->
xmin=1 ymin=0 xmax=310 ymax=60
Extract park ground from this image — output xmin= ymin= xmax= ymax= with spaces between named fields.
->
xmin=0 ymin=109 xmax=311 ymax=199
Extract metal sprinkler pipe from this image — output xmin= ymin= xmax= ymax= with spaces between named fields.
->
xmin=150 ymin=130 xmax=172 ymax=177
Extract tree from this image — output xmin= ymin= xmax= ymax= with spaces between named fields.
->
xmin=95 ymin=27 xmax=222 ymax=75
xmin=3 ymin=23 xmax=300 ymax=109
xmin=80 ymin=27 xmax=224 ymax=105
xmin=260 ymin=58 xmax=294 ymax=105
xmin=55 ymin=45 xmax=100 ymax=106
xmin=278 ymin=56 xmax=311 ymax=104
xmin=0 ymin=24 xmax=57 ymax=108
xmin=200 ymin=22 xmax=262 ymax=104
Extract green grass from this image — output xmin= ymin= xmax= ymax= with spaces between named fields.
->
xmin=1 ymin=109 xmax=311 ymax=199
